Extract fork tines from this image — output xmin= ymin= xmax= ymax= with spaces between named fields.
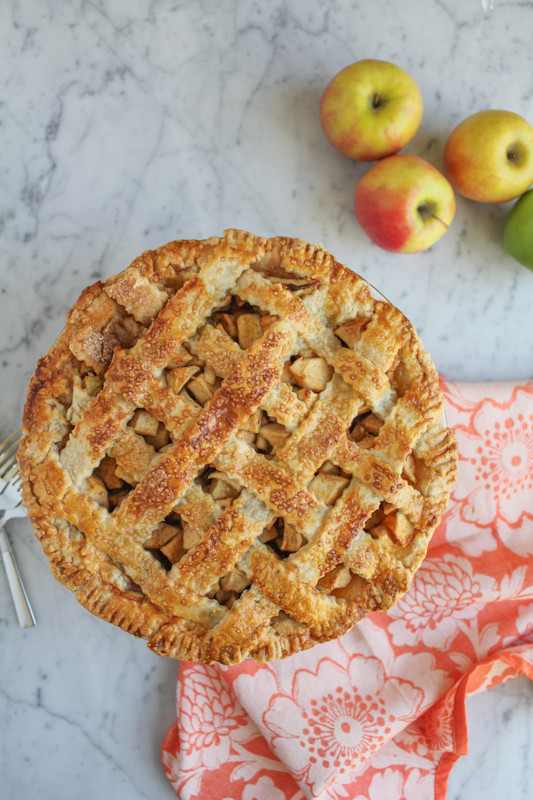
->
xmin=0 ymin=429 xmax=22 ymax=488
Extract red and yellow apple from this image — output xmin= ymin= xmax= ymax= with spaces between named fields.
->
xmin=503 ymin=188 xmax=533 ymax=270
xmin=319 ymin=59 xmax=423 ymax=162
xmin=354 ymin=154 xmax=456 ymax=253
xmin=444 ymin=110 xmax=533 ymax=203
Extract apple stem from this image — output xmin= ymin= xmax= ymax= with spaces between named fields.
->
xmin=371 ymin=93 xmax=382 ymax=109
xmin=417 ymin=202 xmax=448 ymax=228
xmin=506 ymin=141 xmax=525 ymax=166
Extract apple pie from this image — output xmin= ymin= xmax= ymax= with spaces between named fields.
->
xmin=18 ymin=230 xmax=457 ymax=664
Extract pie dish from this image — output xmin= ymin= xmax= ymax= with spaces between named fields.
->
xmin=18 ymin=229 xmax=457 ymax=664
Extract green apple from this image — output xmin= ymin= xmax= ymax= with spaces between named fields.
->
xmin=319 ymin=59 xmax=423 ymax=162
xmin=503 ymin=189 xmax=533 ymax=270
xmin=444 ymin=110 xmax=533 ymax=203
xmin=354 ymin=154 xmax=456 ymax=253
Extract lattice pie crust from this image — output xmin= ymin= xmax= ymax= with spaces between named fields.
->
xmin=19 ymin=230 xmax=457 ymax=664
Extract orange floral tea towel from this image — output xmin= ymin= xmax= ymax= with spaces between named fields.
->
xmin=162 ymin=379 xmax=533 ymax=800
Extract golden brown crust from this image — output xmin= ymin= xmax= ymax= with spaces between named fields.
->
xmin=18 ymin=229 xmax=457 ymax=664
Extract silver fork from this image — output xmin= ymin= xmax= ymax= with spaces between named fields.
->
xmin=0 ymin=429 xmax=36 ymax=628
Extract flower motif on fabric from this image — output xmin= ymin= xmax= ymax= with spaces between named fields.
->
xmin=261 ymin=654 xmax=422 ymax=797
xmin=241 ymin=776 xmax=288 ymax=800
xmin=387 ymin=554 xmax=496 ymax=649
xmin=449 ymin=385 xmax=533 ymax=529
xmin=179 ymin=666 xmax=250 ymax=768
xmin=409 ymin=689 xmax=456 ymax=752
xmin=515 ymin=604 xmax=533 ymax=642
xmin=302 ymin=687 xmax=393 ymax=769
xmin=353 ymin=767 xmax=435 ymax=800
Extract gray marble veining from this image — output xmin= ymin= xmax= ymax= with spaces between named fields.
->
xmin=1 ymin=1 xmax=532 ymax=798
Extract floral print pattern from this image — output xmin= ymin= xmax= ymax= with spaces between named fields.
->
xmin=446 ymin=381 xmax=533 ymax=552
xmin=179 ymin=667 xmax=249 ymax=768
xmin=354 ymin=767 xmax=435 ymax=800
xmin=387 ymin=554 xmax=496 ymax=649
xmin=259 ymin=655 xmax=421 ymax=796
xmin=162 ymin=379 xmax=533 ymax=800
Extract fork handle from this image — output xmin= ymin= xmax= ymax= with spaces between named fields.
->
xmin=0 ymin=527 xmax=36 ymax=628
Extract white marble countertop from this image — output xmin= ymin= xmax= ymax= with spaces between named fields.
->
xmin=1 ymin=1 xmax=532 ymax=798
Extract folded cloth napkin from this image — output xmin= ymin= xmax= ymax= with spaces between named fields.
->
xmin=162 ymin=378 xmax=533 ymax=800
